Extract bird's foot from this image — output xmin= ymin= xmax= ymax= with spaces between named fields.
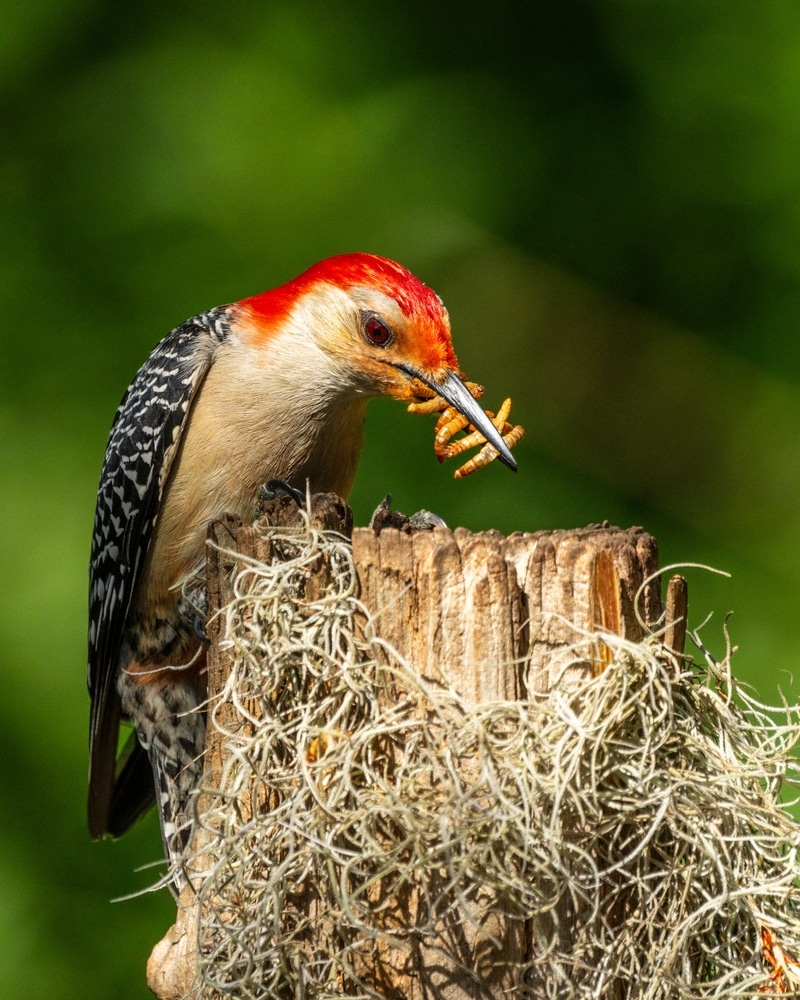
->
xmin=255 ymin=479 xmax=306 ymax=518
xmin=194 ymin=615 xmax=210 ymax=645
xmin=369 ymin=494 xmax=448 ymax=534
xmin=178 ymin=582 xmax=210 ymax=644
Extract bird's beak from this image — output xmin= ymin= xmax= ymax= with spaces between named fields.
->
xmin=415 ymin=369 xmax=518 ymax=473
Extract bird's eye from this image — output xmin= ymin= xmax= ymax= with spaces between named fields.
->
xmin=363 ymin=315 xmax=393 ymax=347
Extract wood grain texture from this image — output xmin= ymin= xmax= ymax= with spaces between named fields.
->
xmin=664 ymin=573 xmax=689 ymax=657
xmin=353 ymin=520 xmax=661 ymax=698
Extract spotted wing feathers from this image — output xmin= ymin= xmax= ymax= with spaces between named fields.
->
xmin=87 ymin=307 xmax=233 ymax=838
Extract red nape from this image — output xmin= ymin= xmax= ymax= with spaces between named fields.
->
xmin=238 ymin=281 xmax=302 ymax=328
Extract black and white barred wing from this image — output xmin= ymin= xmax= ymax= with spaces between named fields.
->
xmin=87 ymin=308 xmax=231 ymax=838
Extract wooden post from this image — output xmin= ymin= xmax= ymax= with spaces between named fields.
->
xmin=147 ymin=497 xmax=674 ymax=999
xmin=354 ymin=520 xmax=661 ymax=698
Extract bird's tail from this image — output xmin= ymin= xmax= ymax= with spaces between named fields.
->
xmin=150 ymin=723 xmax=206 ymax=894
xmin=118 ymin=674 xmax=206 ymax=896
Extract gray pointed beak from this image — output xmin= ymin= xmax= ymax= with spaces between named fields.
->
xmin=418 ymin=369 xmax=518 ymax=473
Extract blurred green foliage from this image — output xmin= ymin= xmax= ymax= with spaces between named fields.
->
xmin=2 ymin=1 xmax=800 ymax=995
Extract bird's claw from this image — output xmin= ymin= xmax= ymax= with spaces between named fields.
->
xmin=408 ymin=509 xmax=448 ymax=530
xmin=194 ymin=615 xmax=210 ymax=645
xmin=369 ymin=494 xmax=448 ymax=534
xmin=177 ymin=582 xmax=209 ymax=644
xmin=256 ymin=479 xmax=306 ymax=517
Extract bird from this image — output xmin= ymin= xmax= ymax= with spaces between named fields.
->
xmin=87 ymin=252 xmax=518 ymax=890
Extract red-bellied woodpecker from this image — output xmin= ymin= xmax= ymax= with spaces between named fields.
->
xmin=87 ymin=252 xmax=517 ymax=890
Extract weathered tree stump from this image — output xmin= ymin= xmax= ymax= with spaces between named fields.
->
xmin=354 ymin=519 xmax=662 ymax=701
xmin=147 ymin=496 xmax=680 ymax=999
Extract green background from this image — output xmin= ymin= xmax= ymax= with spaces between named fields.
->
xmin=3 ymin=2 xmax=800 ymax=996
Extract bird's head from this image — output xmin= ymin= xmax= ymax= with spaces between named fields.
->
xmin=240 ymin=253 xmax=517 ymax=472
